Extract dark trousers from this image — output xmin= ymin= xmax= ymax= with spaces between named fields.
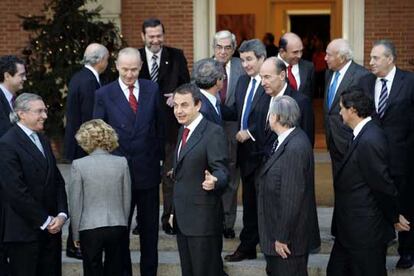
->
xmin=176 ymin=225 xmax=223 ymax=276
xmin=127 ymin=186 xmax=160 ymax=276
xmin=237 ymin=172 xmax=259 ymax=253
xmin=0 ymin=242 xmax=9 ymax=276
xmin=6 ymin=233 xmax=62 ymax=276
xmin=396 ymin=175 xmax=414 ymax=255
xmin=80 ymin=226 xmax=127 ymax=276
xmin=327 ymin=240 xmax=387 ymax=276
xmin=265 ymin=254 xmax=308 ymax=276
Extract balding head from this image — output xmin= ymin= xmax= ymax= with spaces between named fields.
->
xmin=116 ymin=47 xmax=142 ymax=87
xmin=83 ymin=43 xmax=109 ymax=73
xmin=278 ymin=32 xmax=303 ymax=65
xmin=325 ymin=38 xmax=353 ymax=71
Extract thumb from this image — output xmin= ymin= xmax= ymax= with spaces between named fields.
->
xmin=205 ymin=170 xmax=211 ymax=177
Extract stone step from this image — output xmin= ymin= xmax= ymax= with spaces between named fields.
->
xmin=62 ymin=252 xmax=414 ymax=276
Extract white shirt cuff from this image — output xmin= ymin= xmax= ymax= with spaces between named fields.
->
xmin=246 ymin=130 xmax=256 ymax=142
xmin=40 ymin=216 xmax=52 ymax=230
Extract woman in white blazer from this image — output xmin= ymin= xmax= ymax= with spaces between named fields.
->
xmin=69 ymin=119 xmax=131 ymax=276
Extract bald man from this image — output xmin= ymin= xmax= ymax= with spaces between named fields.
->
xmin=63 ymin=43 xmax=109 ymax=260
xmin=278 ymin=32 xmax=315 ymax=100
xmin=323 ymin=38 xmax=370 ymax=175
xmin=94 ymin=47 xmax=164 ymax=276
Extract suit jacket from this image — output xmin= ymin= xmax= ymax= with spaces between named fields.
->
xmin=139 ymin=46 xmax=190 ymax=144
xmin=0 ymin=125 xmax=68 ymax=242
xmin=359 ymin=68 xmax=414 ymax=177
xmin=173 ymin=118 xmax=228 ymax=236
xmin=64 ymin=67 xmax=101 ymax=161
xmin=69 ymin=149 xmax=131 ymax=241
xmin=332 ymin=121 xmax=398 ymax=248
xmin=93 ymin=79 xmax=164 ymax=190
xmin=257 ymin=128 xmax=320 ymax=256
xmin=199 ymin=92 xmax=222 ymax=126
xmin=297 ymin=59 xmax=315 ymax=99
xmin=0 ymin=88 xmax=12 ymax=137
xmin=222 ymin=75 xmax=270 ymax=177
xmin=324 ymin=61 xmax=370 ymax=168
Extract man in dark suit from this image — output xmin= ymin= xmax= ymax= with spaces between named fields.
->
xmin=260 ymin=57 xmax=315 ymax=148
xmin=172 ymin=83 xmax=228 ymax=276
xmin=278 ymin=32 xmax=315 ymax=99
xmin=223 ymin=39 xmax=271 ymax=262
xmin=193 ymin=58 xmax=224 ymax=125
xmin=138 ymin=18 xmax=190 ymax=235
xmin=262 ymin=33 xmax=279 ymax=57
xmin=0 ymin=93 xmax=68 ymax=276
xmin=213 ymin=30 xmax=245 ymax=239
xmin=0 ymin=55 xmax=26 ymax=276
xmin=64 ymin=43 xmax=108 ymax=162
xmin=324 ymin=38 xmax=370 ymax=175
xmin=63 ymin=43 xmax=109 ymax=260
xmin=257 ymin=95 xmax=319 ymax=276
xmin=327 ymin=88 xmax=409 ymax=275
xmin=359 ymin=39 xmax=414 ymax=269
xmin=93 ymin=47 xmax=164 ymax=276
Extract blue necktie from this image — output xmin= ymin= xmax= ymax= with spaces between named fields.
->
xmin=242 ymin=78 xmax=257 ymax=130
xmin=327 ymin=71 xmax=340 ymax=109
xmin=378 ymin=78 xmax=388 ymax=118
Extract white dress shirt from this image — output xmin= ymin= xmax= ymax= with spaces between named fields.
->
xmin=145 ymin=47 xmax=162 ymax=73
xmin=177 ymin=113 xmax=203 ymax=154
xmin=276 ymin=127 xmax=296 ymax=151
xmin=118 ymin=79 xmax=139 ymax=103
xmin=329 ymin=60 xmax=352 ymax=93
xmin=278 ymin=54 xmax=301 ymax=89
xmin=353 ymin=116 xmax=372 ymax=139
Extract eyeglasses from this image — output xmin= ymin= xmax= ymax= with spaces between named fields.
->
xmin=215 ymin=45 xmax=233 ymax=52
xmin=27 ymin=108 xmax=48 ymax=115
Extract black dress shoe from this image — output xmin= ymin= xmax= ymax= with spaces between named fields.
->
xmin=132 ymin=225 xmax=139 ymax=235
xmin=66 ymin=247 xmax=82 ymax=260
xmin=396 ymin=254 xmax=414 ymax=269
xmin=223 ymin=228 xmax=235 ymax=239
xmin=162 ymin=224 xmax=176 ymax=235
xmin=224 ymin=250 xmax=256 ymax=262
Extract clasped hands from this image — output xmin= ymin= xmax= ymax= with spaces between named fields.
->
xmin=47 ymin=215 xmax=66 ymax=234
xmin=395 ymin=214 xmax=410 ymax=232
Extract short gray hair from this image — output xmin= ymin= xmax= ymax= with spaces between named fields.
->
xmin=269 ymin=95 xmax=300 ymax=128
xmin=336 ymin=39 xmax=353 ymax=61
xmin=213 ymin=30 xmax=237 ymax=49
xmin=9 ymin=93 xmax=43 ymax=123
xmin=83 ymin=43 xmax=109 ymax=65
xmin=373 ymin=39 xmax=397 ymax=62
xmin=238 ymin=39 xmax=267 ymax=59
xmin=192 ymin=58 xmax=225 ymax=89
xmin=117 ymin=47 xmax=141 ymax=62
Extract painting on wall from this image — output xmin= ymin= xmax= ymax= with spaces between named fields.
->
xmin=217 ymin=14 xmax=255 ymax=47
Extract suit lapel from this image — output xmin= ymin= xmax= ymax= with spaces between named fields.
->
xmin=15 ymin=127 xmax=47 ymax=171
xmin=329 ymin=63 xmax=355 ymax=112
xmin=298 ymin=61 xmax=307 ymax=90
xmin=250 ymin=85 xmax=265 ymax=112
xmin=109 ymin=82 xmax=136 ymax=124
xmin=226 ymin=58 xmax=242 ymax=105
xmin=134 ymin=80 xmax=151 ymax=130
xmin=139 ymin=49 xmax=151 ymax=78
xmin=158 ymin=48 xmax=170 ymax=83
xmin=177 ymin=118 xmax=207 ymax=164
xmin=386 ymin=69 xmax=404 ymax=112
xmin=237 ymin=77 xmax=250 ymax=120
xmin=0 ymin=89 xmax=12 ymax=114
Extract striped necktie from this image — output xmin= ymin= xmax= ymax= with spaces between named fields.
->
xmin=378 ymin=78 xmax=388 ymax=118
xmin=150 ymin=54 xmax=159 ymax=82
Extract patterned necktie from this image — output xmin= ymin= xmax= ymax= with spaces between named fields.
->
xmin=30 ymin=133 xmax=45 ymax=157
xmin=287 ymin=65 xmax=298 ymax=90
xmin=327 ymin=71 xmax=341 ymax=109
xmin=378 ymin=78 xmax=388 ymax=118
xmin=242 ymin=78 xmax=257 ymax=130
xmin=220 ymin=65 xmax=228 ymax=103
xmin=128 ymin=85 xmax=138 ymax=113
xmin=150 ymin=54 xmax=159 ymax=82
xmin=215 ymin=100 xmax=222 ymax=119
xmin=270 ymin=139 xmax=279 ymax=155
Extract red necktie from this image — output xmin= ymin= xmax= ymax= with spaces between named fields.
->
xmin=179 ymin=128 xmax=190 ymax=155
xmin=287 ymin=65 xmax=298 ymax=90
xmin=128 ymin=85 xmax=138 ymax=113
xmin=220 ymin=65 xmax=228 ymax=103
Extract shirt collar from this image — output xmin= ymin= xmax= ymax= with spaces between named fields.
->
xmin=17 ymin=122 xmax=36 ymax=137
xmin=118 ymin=78 xmax=138 ymax=91
xmin=377 ymin=66 xmax=396 ymax=83
xmin=185 ymin=113 xmax=203 ymax=132
xmin=145 ymin=47 xmax=163 ymax=60
xmin=199 ymin=89 xmax=218 ymax=106
xmin=338 ymin=60 xmax=352 ymax=75
xmin=353 ymin=116 xmax=372 ymax=139
xmin=84 ymin=64 xmax=100 ymax=84
xmin=277 ymin=127 xmax=296 ymax=146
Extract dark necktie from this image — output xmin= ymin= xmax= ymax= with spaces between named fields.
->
xmin=378 ymin=78 xmax=388 ymax=118
xmin=215 ymin=100 xmax=222 ymax=119
xmin=287 ymin=65 xmax=298 ymax=90
xmin=128 ymin=85 xmax=138 ymax=113
xmin=242 ymin=78 xmax=257 ymax=130
xmin=150 ymin=54 xmax=159 ymax=82
xmin=220 ymin=65 xmax=228 ymax=103
xmin=270 ymin=139 xmax=279 ymax=155
xmin=179 ymin=127 xmax=190 ymax=156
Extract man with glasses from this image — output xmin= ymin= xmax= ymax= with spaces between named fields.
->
xmin=213 ymin=30 xmax=245 ymax=239
xmin=0 ymin=93 xmax=68 ymax=276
